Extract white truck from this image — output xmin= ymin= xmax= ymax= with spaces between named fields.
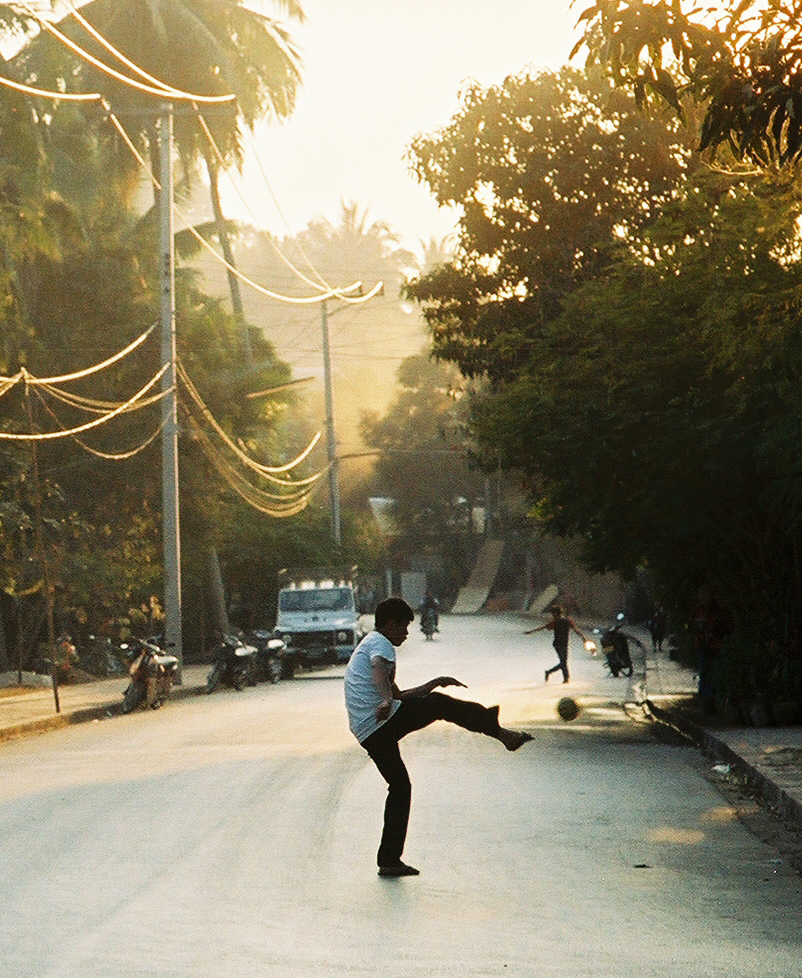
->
xmin=274 ymin=566 xmax=366 ymax=676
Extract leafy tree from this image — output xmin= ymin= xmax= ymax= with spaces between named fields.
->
xmin=407 ymin=66 xmax=699 ymax=381
xmin=576 ymin=0 xmax=802 ymax=164
xmin=12 ymin=0 xmax=304 ymax=362
xmin=407 ymin=64 xmax=802 ymax=701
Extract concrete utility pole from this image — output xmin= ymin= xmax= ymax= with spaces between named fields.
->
xmin=160 ymin=104 xmax=183 ymax=680
xmin=321 ymin=299 xmax=342 ymax=549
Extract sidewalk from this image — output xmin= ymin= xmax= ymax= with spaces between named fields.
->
xmin=636 ymin=634 xmax=802 ymax=831
xmin=0 ymin=664 xmax=209 ymax=743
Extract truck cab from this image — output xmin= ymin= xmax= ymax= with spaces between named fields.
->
xmin=274 ymin=567 xmax=366 ymax=676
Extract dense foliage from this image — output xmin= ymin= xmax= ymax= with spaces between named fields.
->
xmin=0 ymin=2 xmax=349 ymax=672
xmin=577 ymin=0 xmax=802 ymax=165
xmin=407 ymin=65 xmax=802 ymax=703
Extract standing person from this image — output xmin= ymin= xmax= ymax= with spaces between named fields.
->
xmin=418 ymin=590 xmax=440 ymax=635
xmin=648 ymin=603 xmax=667 ymax=654
xmin=524 ymin=604 xmax=591 ymax=684
xmin=345 ymin=596 xmax=533 ymax=878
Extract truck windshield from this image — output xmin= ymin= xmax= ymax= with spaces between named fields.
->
xmin=279 ymin=587 xmax=353 ymax=613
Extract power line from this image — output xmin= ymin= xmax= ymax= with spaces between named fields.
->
xmin=17 ymin=0 xmax=235 ymax=103
xmin=0 ymin=74 xmax=100 ymax=100
xmin=105 ymin=107 xmax=383 ymax=307
xmin=177 ymin=359 xmax=324 ymax=482
xmin=53 ymin=3 xmax=340 ymax=304
xmin=181 ymin=406 xmax=321 ymax=518
xmin=33 ymin=385 xmax=166 ymax=460
xmin=0 ymin=322 xmax=156 ymax=385
xmin=0 ymin=365 xmax=170 ymax=441
xmin=197 ymin=112 xmax=363 ymax=299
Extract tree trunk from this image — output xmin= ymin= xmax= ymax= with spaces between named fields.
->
xmin=206 ymin=155 xmax=252 ymax=366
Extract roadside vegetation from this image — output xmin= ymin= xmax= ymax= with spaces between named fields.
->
xmin=405 ymin=5 xmax=802 ymax=709
xmin=0 ymin=1 xmax=351 ymax=673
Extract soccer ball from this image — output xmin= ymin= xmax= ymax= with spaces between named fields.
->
xmin=557 ymin=696 xmax=580 ymax=722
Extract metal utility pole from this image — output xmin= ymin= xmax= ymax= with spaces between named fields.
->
xmin=321 ymin=299 xmax=342 ymax=549
xmin=159 ymin=104 xmax=183 ymax=680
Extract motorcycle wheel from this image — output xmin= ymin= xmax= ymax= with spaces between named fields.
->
xmin=122 ymin=681 xmax=146 ymax=714
xmin=267 ymin=658 xmax=282 ymax=684
xmin=233 ymin=670 xmax=248 ymax=692
xmin=206 ymin=662 xmax=223 ymax=694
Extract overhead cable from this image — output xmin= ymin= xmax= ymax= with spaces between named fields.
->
xmin=243 ymin=122 xmax=330 ymax=283
xmin=64 ymin=0 xmax=300 ymax=101
xmin=17 ymin=1 xmax=236 ymax=103
xmin=178 ymin=360 xmax=323 ymax=480
xmin=197 ymin=111 xmax=361 ymax=299
xmin=105 ymin=107 xmax=383 ymax=306
xmin=33 ymin=385 xmax=166 ymax=460
xmin=182 ymin=408 xmax=318 ymax=517
xmin=0 ymin=74 xmax=101 ymax=100
xmin=0 ymin=365 xmax=170 ymax=440
xmin=36 ymin=381 xmax=166 ymax=415
xmin=175 ymin=202 xmax=381 ymax=305
xmin=8 ymin=322 xmax=157 ymax=385
xmin=0 ymin=373 xmax=24 ymax=399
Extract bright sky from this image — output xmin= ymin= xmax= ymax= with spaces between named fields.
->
xmin=222 ymin=0 xmax=580 ymax=256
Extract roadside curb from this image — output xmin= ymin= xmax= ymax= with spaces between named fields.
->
xmin=0 ymin=680 xmax=205 ymax=745
xmin=646 ymin=698 xmax=802 ymax=831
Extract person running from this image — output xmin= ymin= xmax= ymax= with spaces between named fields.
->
xmin=524 ymin=604 xmax=590 ymax=684
xmin=345 ymin=596 xmax=533 ymax=878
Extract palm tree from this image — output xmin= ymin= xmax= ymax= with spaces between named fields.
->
xmin=12 ymin=0 xmax=305 ymax=363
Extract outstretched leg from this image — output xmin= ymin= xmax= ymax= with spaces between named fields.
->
xmin=379 ymin=692 xmax=527 ymax=746
xmin=363 ymin=694 xmax=532 ymax=869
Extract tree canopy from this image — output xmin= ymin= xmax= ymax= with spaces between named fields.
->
xmin=576 ymin=0 xmax=802 ymax=164
xmin=407 ymin=63 xmax=802 ymax=702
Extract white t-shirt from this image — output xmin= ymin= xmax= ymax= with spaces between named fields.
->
xmin=344 ymin=630 xmax=401 ymax=743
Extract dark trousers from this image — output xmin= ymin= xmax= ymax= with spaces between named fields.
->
xmin=361 ymin=692 xmax=501 ymax=867
xmin=546 ymin=643 xmax=569 ymax=682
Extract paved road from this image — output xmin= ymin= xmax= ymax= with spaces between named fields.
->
xmin=1 ymin=614 xmax=800 ymax=977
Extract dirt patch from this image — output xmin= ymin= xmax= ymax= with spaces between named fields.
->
xmin=0 ymin=686 xmax=40 ymax=698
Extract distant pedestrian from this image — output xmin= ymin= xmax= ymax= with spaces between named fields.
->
xmin=345 ymin=596 xmax=533 ymax=877
xmin=648 ymin=604 xmax=667 ymax=654
xmin=524 ymin=604 xmax=591 ymax=684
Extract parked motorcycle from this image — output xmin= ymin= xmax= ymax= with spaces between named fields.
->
xmin=594 ymin=614 xmax=635 ymax=678
xmin=245 ymin=629 xmax=287 ymax=684
xmin=121 ymin=637 xmax=179 ymax=713
xmin=205 ymin=632 xmax=258 ymax=693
